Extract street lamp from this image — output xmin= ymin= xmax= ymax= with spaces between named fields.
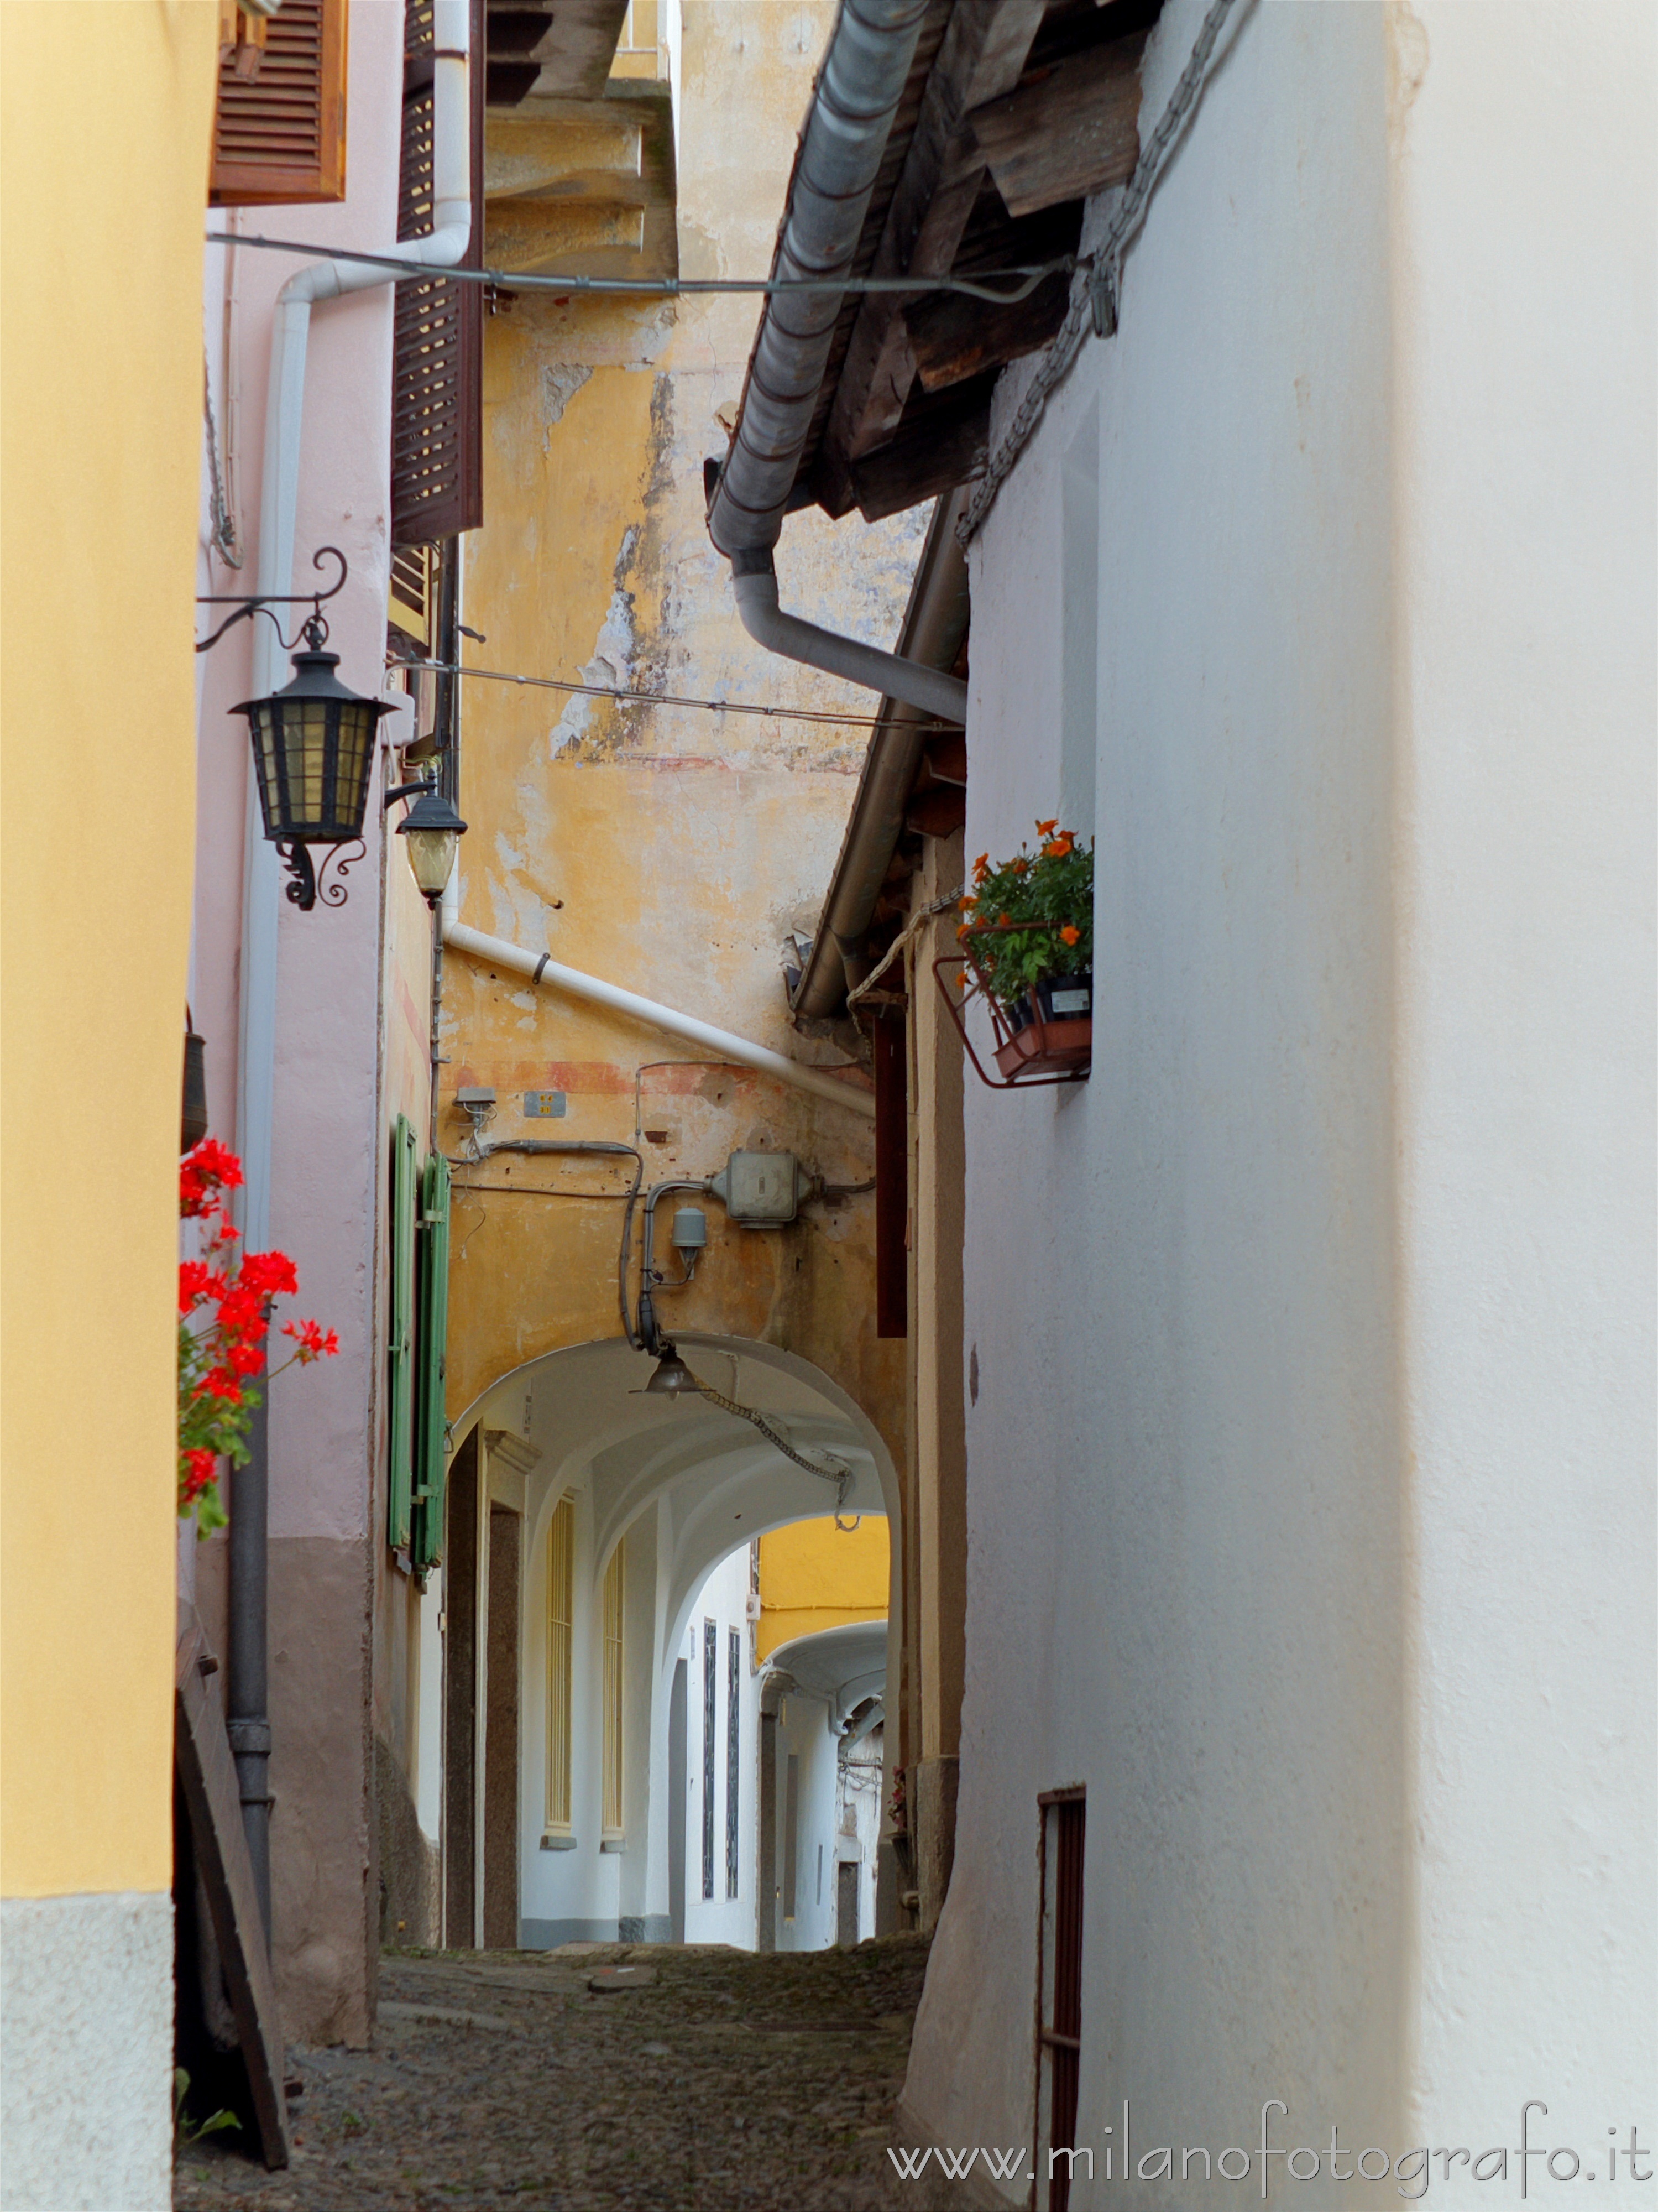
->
xmin=388 ymin=779 xmax=468 ymax=905
xmin=231 ymin=618 xmax=395 ymax=910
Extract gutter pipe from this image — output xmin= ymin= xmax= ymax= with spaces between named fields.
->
xmin=440 ymin=907 xmax=877 ymax=1121
xmin=791 ymin=486 xmax=970 ymax=1019
xmin=705 ymin=0 xmax=967 ymax=727
xmin=229 ymin=0 xmax=473 ymax=1937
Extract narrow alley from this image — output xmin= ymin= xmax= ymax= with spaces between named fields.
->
xmin=3 ymin=4 xmax=1649 ymax=2209
xmin=176 ymin=1937 xmax=942 ymax=2211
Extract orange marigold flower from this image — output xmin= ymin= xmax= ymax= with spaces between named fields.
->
xmin=1035 ymin=818 xmax=1058 ymax=837
xmin=971 ymin=853 xmax=990 ymax=884
xmin=1060 ymin=924 xmax=1081 ymax=947
xmin=1043 ymin=833 xmax=1075 ymax=859
xmin=959 ymin=894 xmax=977 ymax=911
xmin=1010 ymin=856 xmax=1029 ymax=874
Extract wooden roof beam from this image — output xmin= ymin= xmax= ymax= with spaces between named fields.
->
xmin=965 ymin=32 xmax=1146 ymax=217
xmin=817 ymin=0 xmax=1047 ymax=515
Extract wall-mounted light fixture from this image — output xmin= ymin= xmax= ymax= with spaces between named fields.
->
xmin=200 ymin=547 xmax=467 ymax=912
xmin=385 ymin=776 xmax=468 ymax=906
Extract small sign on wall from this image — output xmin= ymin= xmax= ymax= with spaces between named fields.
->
xmin=524 ymin=1092 xmax=567 ymax=1118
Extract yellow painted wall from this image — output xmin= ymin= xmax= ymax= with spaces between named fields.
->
xmin=756 ymin=1514 xmax=889 ymax=1663
xmin=0 ymin=2 xmax=218 ymax=1895
xmin=442 ymin=0 xmax=924 ymax=1472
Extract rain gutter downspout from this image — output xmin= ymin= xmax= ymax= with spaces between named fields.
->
xmin=439 ymin=901 xmax=877 ymax=1121
xmin=230 ymin=0 xmax=473 ymax=1938
xmin=705 ymin=0 xmax=967 ymax=728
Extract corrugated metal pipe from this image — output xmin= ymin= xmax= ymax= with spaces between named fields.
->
xmin=705 ymin=0 xmax=969 ymax=728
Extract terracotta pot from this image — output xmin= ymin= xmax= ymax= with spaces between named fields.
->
xmin=993 ymin=1014 xmax=1092 ymax=1082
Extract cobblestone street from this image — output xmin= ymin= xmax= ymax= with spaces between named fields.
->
xmin=175 ymin=1937 xmax=948 ymax=2211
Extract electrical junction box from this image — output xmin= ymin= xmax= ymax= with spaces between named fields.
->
xmin=712 ymin=1149 xmax=805 ymax=1227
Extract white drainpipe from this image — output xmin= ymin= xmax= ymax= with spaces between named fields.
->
xmin=237 ymin=0 xmax=473 ymax=1247
xmin=440 ymin=905 xmax=877 ymax=1120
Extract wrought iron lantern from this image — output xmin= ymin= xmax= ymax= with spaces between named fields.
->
xmin=231 ymin=622 xmax=394 ymax=910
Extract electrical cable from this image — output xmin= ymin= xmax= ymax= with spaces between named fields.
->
xmin=210 ymin=233 xmax=1075 ymax=304
xmin=388 ymin=656 xmax=963 ymax=732
xmin=844 ymin=889 xmax=964 ymax=1015
xmin=449 ymin=1139 xmax=645 ymax=1342
xmin=685 ymin=1370 xmax=861 ymax=1532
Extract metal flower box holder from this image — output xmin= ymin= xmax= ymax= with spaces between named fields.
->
xmin=933 ymin=920 xmax=1092 ymax=1089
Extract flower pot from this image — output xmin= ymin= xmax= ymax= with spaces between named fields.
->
xmin=1033 ymin=971 xmax=1092 ymax=1022
xmin=993 ymin=1011 xmax=1092 ymax=1082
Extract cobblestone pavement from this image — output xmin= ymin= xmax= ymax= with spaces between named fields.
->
xmin=175 ymin=1936 xmax=953 ymax=2211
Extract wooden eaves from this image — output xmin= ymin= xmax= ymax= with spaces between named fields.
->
xmin=729 ymin=0 xmax=1163 ymax=533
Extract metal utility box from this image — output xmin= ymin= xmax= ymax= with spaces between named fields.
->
xmin=713 ymin=1149 xmax=804 ymax=1227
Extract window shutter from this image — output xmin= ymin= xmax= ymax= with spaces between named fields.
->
xmin=411 ymin=1150 xmax=451 ymax=1571
xmin=387 ymin=1115 xmax=418 ymax=1552
xmin=390 ymin=0 xmax=484 ymax=547
xmin=209 ymin=0 xmax=348 ymax=207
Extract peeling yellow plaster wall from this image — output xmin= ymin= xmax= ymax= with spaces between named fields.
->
xmin=443 ymin=0 xmax=925 ymax=1483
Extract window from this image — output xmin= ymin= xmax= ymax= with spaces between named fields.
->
xmin=725 ymin=1627 xmax=741 ymax=1898
xmin=1036 ymin=1790 xmax=1087 ymax=2211
xmin=210 ymin=0 xmax=347 ymax=207
xmin=387 ymin=1117 xmax=419 ymax=1552
xmin=545 ymin=1496 xmax=574 ymax=1833
xmin=410 ymin=1150 xmax=450 ymax=1572
xmin=602 ymin=1545 xmax=624 ymax=1840
xmin=701 ymin=1620 xmax=716 ymax=1901
xmin=782 ymin=1754 xmax=800 ymax=1921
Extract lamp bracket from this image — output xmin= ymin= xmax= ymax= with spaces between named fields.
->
xmin=276 ymin=837 xmax=363 ymax=913
xmin=195 ymin=545 xmax=348 ymax=655
xmin=383 ymin=776 xmax=437 ymax=809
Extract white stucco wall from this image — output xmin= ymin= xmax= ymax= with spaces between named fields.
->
xmin=0 ymin=1892 xmax=174 ymax=2211
xmin=904 ymin=2 xmax=1654 ymax=2204
xmin=771 ymin=1689 xmax=844 ymax=1954
xmin=681 ymin=1546 xmax=761 ymax=1947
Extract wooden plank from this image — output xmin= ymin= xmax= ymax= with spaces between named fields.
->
xmin=819 ymin=0 xmax=1047 ymax=502
xmin=965 ymin=36 xmax=1145 ymax=219
xmin=849 ymin=378 xmax=995 ymax=525
xmin=903 ymin=267 xmax=1071 ymax=395
xmin=175 ymin=1628 xmax=291 ymax=2172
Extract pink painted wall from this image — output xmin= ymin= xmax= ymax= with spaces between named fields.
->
xmin=193 ymin=0 xmax=416 ymax=2043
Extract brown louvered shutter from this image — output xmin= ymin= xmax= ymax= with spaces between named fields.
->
xmin=209 ymin=0 xmax=348 ymax=207
xmin=390 ymin=0 xmax=484 ymax=547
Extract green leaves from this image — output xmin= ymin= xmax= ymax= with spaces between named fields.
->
xmin=957 ymin=823 xmax=1094 ymax=1013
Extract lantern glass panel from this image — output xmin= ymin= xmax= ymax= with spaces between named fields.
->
xmin=404 ymin=825 xmax=459 ymax=899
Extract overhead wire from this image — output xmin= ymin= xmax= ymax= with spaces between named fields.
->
xmin=389 ymin=655 xmax=963 ymax=732
xmin=211 ymin=233 xmax=1075 ymax=304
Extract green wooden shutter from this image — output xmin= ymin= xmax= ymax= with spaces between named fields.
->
xmin=411 ymin=1150 xmax=451 ymax=1571
xmin=387 ymin=1115 xmax=419 ymax=1551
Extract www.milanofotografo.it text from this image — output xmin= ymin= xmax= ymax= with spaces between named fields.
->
xmin=887 ymin=2103 xmax=1655 ymax=2195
